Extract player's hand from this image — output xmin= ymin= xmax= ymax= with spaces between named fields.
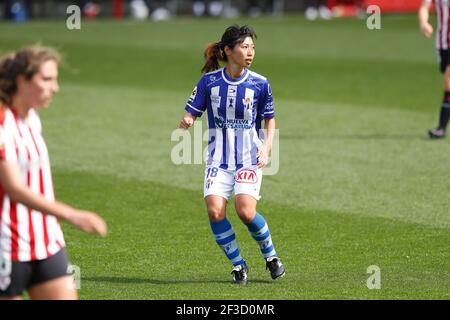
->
xmin=179 ymin=112 xmax=196 ymax=129
xmin=67 ymin=210 xmax=108 ymax=237
xmin=420 ymin=22 xmax=433 ymax=38
xmin=257 ymin=144 xmax=270 ymax=169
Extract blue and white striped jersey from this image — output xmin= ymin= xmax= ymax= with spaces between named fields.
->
xmin=185 ymin=68 xmax=275 ymax=170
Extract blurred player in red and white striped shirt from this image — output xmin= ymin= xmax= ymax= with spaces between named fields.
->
xmin=0 ymin=46 xmax=107 ymax=300
xmin=419 ymin=0 xmax=450 ymax=138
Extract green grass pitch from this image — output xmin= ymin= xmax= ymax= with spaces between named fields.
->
xmin=1 ymin=14 xmax=449 ymax=299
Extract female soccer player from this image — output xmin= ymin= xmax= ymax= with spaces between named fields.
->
xmin=419 ymin=0 xmax=450 ymax=138
xmin=0 ymin=45 xmax=107 ymax=300
xmin=179 ymin=25 xmax=285 ymax=284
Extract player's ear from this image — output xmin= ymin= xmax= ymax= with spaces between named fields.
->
xmin=223 ymin=45 xmax=232 ymax=57
xmin=15 ymin=74 xmax=27 ymax=89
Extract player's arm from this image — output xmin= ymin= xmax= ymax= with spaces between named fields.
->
xmin=419 ymin=0 xmax=433 ymax=38
xmin=181 ymin=78 xmax=207 ymax=129
xmin=258 ymin=118 xmax=276 ymax=169
xmin=179 ymin=111 xmax=197 ymax=129
xmin=262 ymin=118 xmax=276 ymax=152
xmin=0 ymin=161 xmax=107 ymax=236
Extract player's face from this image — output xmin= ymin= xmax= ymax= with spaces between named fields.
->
xmin=18 ymin=60 xmax=59 ymax=109
xmin=228 ymin=37 xmax=255 ymax=68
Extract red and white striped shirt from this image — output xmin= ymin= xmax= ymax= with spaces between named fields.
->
xmin=434 ymin=0 xmax=450 ymax=49
xmin=0 ymin=107 xmax=65 ymax=262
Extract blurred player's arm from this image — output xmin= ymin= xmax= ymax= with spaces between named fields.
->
xmin=258 ymin=118 xmax=276 ymax=169
xmin=419 ymin=0 xmax=433 ymax=38
xmin=179 ymin=111 xmax=197 ymax=129
xmin=0 ymin=161 xmax=107 ymax=236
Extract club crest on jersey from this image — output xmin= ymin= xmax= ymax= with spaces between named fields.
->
xmin=242 ymin=97 xmax=253 ymax=110
xmin=206 ymin=178 xmax=214 ymax=189
xmin=235 ymin=169 xmax=258 ymax=184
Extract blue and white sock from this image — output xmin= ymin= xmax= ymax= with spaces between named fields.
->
xmin=210 ymin=218 xmax=245 ymax=267
xmin=245 ymin=212 xmax=277 ymax=259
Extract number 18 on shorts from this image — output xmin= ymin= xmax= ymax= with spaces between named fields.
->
xmin=204 ymin=166 xmax=263 ymax=201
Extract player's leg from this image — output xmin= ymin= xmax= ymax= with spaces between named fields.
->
xmin=429 ymin=50 xmax=450 ymax=138
xmin=205 ymin=195 xmax=227 ymax=223
xmin=28 ymin=276 xmax=77 ymax=300
xmin=0 ymin=295 xmax=22 ymax=300
xmin=204 ymin=166 xmax=247 ymax=284
xmin=234 ymin=168 xmax=285 ymax=280
xmin=205 ymin=195 xmax=246 ymax=266
xmin=27 ymin=248 xmax=77 ymax=300
xmin=235 ymin=194 xmax=285 ymax=280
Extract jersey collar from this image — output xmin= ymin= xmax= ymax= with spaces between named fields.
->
xmin=221 ymin=68 xmax=249 ymax=85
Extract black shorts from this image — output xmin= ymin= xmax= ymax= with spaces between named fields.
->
xmin=438 ymin=49 xmax=450 ymax=74
xmin=0 ymin=248 xmax=72 ymax=297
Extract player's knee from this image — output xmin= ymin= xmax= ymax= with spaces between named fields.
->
xmin=444 ymin=70 xmax=450 ymax=91
xmin=445 ymin=79 xmax=450 ymax=91
xmin=236 ymin=206 xmax=256 ymax=224
xmin=207 ymin=206 xmax=226 ymax=222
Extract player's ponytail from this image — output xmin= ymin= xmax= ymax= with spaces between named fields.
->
xmin=201 ymin=42 xmax=223 ymax=74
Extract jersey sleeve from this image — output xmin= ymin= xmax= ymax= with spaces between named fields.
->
xmin=0 ymin=112 xmax=18 ymax=163
xmin=257 ymin=80 xmax=275 ymax=119
xmin=185 ymin=76 xmax=207 ymax=117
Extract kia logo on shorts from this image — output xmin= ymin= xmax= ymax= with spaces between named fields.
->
xmin=235 ymin=169 xmax=258 ymax=184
